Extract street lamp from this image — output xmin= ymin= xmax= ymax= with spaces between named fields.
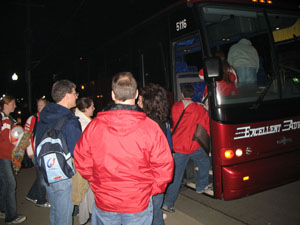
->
xmin=12 ymin=73 xmax=18 ymax=81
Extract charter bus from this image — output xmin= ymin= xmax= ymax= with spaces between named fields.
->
xmin=90 ymin=0 xmax=300 ymax=200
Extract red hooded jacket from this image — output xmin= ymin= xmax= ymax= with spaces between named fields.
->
xmin=74 ymin=105 xmax=174 ymax=213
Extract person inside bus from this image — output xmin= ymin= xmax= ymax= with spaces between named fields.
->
xmin=199 ymin=51 xmax=239 ymax=103
xmin=227 ymin=38 xmax=259 ymax=86
xmin=162 ymin=84 xmax=211 ymax=213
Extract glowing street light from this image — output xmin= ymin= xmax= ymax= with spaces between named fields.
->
xmin=12 ymin=73 xmax=18 ymax=81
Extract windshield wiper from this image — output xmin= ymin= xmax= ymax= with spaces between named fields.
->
xmin=250 ymin=76 xmax=275 ymax=110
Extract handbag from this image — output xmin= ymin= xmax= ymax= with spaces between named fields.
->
xmin=192 ymin=124 xmax=210 ymax=155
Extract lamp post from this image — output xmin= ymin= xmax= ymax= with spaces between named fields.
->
xmin=12 ymin=73 xmax=19 ymax=81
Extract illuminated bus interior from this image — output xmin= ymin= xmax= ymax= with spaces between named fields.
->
xmin=175 ymin=5 xmax=300 ymax=107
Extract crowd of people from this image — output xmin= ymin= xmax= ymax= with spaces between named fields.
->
xmin=0 ymin=72 xmax=212 ymax=225
xmin=0 ymin=38 xmax=260 ymax=225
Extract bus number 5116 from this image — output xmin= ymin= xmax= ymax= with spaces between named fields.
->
xmin=176 ymin=19 xmax=187 ymax=31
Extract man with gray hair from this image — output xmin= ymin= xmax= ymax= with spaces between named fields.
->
xmin=35 ymin=79 xmax=82 ymax=225
xmin=74 ymin=72 xmax=174 ymax=225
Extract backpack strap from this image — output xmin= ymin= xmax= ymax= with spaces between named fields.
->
xmin=54 ymin=115 xmax=71 ymax=131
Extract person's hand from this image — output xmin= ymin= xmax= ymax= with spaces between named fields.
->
xmin=12 ymin=146 xmax=18 ymax=152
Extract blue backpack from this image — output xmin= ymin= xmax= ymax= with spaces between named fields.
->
xmin=35 ymin=116 xmax=74 ymax=185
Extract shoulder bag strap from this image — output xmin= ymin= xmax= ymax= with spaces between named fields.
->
xmin=171 ymin=100 xmax=193 ymax=136
xmin=171 ymin=108 xmax=186 ymax=136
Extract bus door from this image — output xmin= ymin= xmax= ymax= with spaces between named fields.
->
xmin=172 ymin=34 xmax=214 ymax=196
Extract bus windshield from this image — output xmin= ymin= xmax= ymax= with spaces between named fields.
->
xmin=201 ymin=5 xmax=300 ymax=106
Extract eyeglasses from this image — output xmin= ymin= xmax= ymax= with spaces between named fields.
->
xmin=70 ymin=92 xmax=79 ymax=97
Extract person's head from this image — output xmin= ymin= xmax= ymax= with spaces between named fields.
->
xmin=76 ymin=97 xmax=95 ymax=117
xmin=0 ymin=95 xmax=16 ymax=115
xmin=51 ymin=80 xmax=78 ymax=109
xmin=37 ymin=97 xmax=48 ymax=113
xmin=111 ymin=72 xmax=138 ymax=104
xmin=181 ymin=84 xmax=194 ymax=98
xmin=139 ymin=83 xmax=169 ymax=123
xmin=215 ymin=51 xmax=232 ymax=83
xmin=215 ymin=51 xmax=225 ymax=62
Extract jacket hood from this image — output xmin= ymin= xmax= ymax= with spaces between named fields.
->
xmin=39 ymin=102 xmax=72 ymax=125
xmin=96 ymin=104 xmax=147 ymax=136
xmin=239 ymin=38 xmax=252 ymax=46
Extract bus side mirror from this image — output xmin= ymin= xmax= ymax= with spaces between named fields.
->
xmin=203 ymin=57 xmax=223 ymax=82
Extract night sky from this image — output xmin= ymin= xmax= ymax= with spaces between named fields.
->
xmin=0 ymin=0 xmax=177 ymax=102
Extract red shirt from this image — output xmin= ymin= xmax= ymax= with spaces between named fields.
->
xmin=0 ymin=112 xmax=15 ymax=160
xmin=199 ymin=68 xmax=239 ymax=97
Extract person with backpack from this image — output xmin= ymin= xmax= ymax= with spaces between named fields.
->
xmin=0 ymin=96 xmax=27 ymax=224
xmin=24 ymin=97 xmax=51 ymax=208
xmin=35 ymin=80 xmax=82 ymax=225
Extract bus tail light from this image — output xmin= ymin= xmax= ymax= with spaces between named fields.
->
xmin=243 ymin=176 xmax=250 ymax=181
xmin=224 ymin=150 xmax=234 ymax=159
xmin=222 ymin=148 xmax=244 ymax=160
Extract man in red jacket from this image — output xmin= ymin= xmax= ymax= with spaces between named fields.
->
xmin=162 ymin=84 xmax=211 ymax=213
xmin=74 ymin=72 xmax=174 ymax=225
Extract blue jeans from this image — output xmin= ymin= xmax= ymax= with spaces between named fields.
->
xmin=235 ymin=67 xmax=257 ymax=86
xmin=27 ymin=165 xmax=47 ymax=204
xmin=44 ymin=178 xmax=73 ymax=225
xmin=91 ymin=197 xmax=153 ymax=225
xmin=152 ymin=193 xmax=164 ymax=225
xmin=163 ymin=148 xmax=210 ymax=208
xmin=0 ymin=159 xmax=17 ymax=222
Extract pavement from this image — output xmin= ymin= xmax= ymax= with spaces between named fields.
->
xmin=2 ymin=167 xmax=204 ymax=225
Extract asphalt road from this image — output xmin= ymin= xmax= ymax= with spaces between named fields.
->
xmin=5 ymin=167 xmax=300 ymax=225
xmin=7 ymin=167 xmax=203 ymax=225
xmin=177 ymin=181 xmax=300 ymax=225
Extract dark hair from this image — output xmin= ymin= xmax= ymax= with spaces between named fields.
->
xmin=0 ymin=95 xmax=15 ymax=109
xmin=51 ymin=80 xmax=76 ymax=103
xmin=76 ymin=97 xmax=93 ymax=112
xmin=140 ymin=83 xmax=169 ymax=123
xmin=37 ymin=97 xmax=49 ymax=104
xmin=181 ymin=84 xmax=194 ymax=98
xmin=215 ymin=51 xmax=233 ymax=83
xmin=112 ymin=72 xmax=137 ymax=101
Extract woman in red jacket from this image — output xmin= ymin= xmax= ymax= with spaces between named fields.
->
xmin=0 ymin=96 xmax=26 ymax=224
